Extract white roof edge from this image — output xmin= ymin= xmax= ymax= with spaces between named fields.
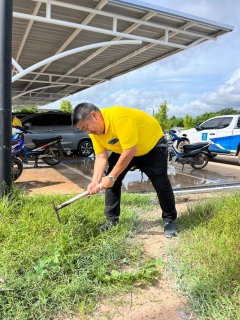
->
xmin=109 ymin=0 xmax=234 ymax=31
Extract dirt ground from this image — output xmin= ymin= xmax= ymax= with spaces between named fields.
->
xmin=86 ymin=194 xmax=204 ymax=320
xmin=57 ymin=193 xmax=213 ymax=320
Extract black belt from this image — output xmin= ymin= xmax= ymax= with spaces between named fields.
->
xmin=154 ymin=136 xmax=168 ymax=148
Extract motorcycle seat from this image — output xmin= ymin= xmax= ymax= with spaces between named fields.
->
xmin=32 ymin=135 xmax=63 ymax=146
xmin=183 ymin=142 xmax=209 ymax=152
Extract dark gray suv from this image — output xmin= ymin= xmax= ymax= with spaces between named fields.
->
xmin=21 ymin=111 xmax=93 ymax=156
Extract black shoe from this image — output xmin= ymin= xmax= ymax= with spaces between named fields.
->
xmin=164 ymin=221 xmax=176 ymax=238
xmin=99 ymin=219 xmax=119 ymax=232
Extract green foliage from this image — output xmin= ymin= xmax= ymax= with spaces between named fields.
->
xmin=99 ymin=258 xmax=162 ymax=284
xmin=175 ymin=117 xmax=184 ymax=127
xmin=195 ymin=108 xmax=240 ymax=126
xmin=0 ymin=187 xmax=161 ymax=319
xmin=168 ymin=116 xmax=184 ymax=128
xmin=60 ymin=100 xmax=73 ymax=113
xmin=183 ymin=114 xmax=194 ymax=129
xmin=168 ymin=115 xmax=176 ymax=129
xmin=16 ymin=106 xmax=39 ymax=113
xmin=218 ymin=107 xmax=240 ymax=115
xmin=154 ymin=100 xmax=240 ymax=129
xmin=154 ymin=100 xmax=171 ymax=131
xmin=168 ymin=191 xmax=240 ymax=320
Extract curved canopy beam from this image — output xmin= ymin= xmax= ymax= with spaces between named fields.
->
xmin=12 ymin=39 xmax=142 ymax=83
xmin=12 ymin=58 xmax=23 ymax=72
xmin=12 ymin=85 xmax=66 ymax=100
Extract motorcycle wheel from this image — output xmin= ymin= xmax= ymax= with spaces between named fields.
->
xmin=177 ymin=139 xmax=189 ymax=152
xmin=12 ymin=158 xmax=23 ymax=181
xmin=167 ymin=150 xmax=175 ymax=164
xmin=43 ymin=145 xmax=63 ymax=166
xmin=191 ymin=152 xmax=208 ymax=169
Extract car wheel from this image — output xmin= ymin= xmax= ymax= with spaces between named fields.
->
xmin=177 ymin=139 xmax=190 ymax=152
xmin=78 ymin=140 xmax=93 ymax=157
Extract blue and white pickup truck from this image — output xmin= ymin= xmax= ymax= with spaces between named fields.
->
xmin=176 ymin=115 xmax=240 ymax=164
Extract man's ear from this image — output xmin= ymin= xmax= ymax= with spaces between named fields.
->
xmin=91 ymin=111 xmax=98 ymax=119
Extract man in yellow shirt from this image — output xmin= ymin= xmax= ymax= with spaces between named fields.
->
xmin=72 ymin=103 xmax=177 ymax=238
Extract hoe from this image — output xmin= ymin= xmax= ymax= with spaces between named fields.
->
xmin=52 ymin=183 xmax=102 ymax=223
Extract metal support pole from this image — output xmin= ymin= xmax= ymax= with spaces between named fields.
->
xmin=0 ymin=0 xmax=13 ymax=195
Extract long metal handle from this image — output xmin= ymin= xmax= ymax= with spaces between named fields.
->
xmin=57 ymin=183 xmax=102 ymax=210
xmin=55 ymin=190 xmax=89 ymax=210
xmin=52 ymin=183 xmax=103 ymax=223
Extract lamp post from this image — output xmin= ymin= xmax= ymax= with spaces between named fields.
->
xmin=151 ymin=107 xmax=157 ymax=117
xmin=0 ymin=0 xmax=13 ymax=195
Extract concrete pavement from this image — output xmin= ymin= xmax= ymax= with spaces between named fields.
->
xmin=15 ymin=155 xmax=240 ymax=196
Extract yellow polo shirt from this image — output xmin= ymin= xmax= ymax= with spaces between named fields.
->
xmin=90 ymin=106 xmax=164 ymax=156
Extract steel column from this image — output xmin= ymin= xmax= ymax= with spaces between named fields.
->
xmin=0 ymin=0 xmax=13 ymax=194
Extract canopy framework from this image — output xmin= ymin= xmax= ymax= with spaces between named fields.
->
xmin=12 ymin=0 xmax=233 ymax=106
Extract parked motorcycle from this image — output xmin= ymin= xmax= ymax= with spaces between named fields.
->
xmin=165 ymin=130 xmax=214 ymax=169
xmin=12 ymin=126 xmax=64 ymax=168
xmin=12 ymin=128 xmax=25 ymax=181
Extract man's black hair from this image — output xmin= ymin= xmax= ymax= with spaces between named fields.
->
xmin=72 ymin=102 xmax=99 ymax=124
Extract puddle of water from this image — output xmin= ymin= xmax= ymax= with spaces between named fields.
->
xmin=57 ymin=156 xmax=240 ymax=193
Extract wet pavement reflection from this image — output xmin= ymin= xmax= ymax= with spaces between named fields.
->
xmin=18 ymin=154 xmax=240 ymax=195
xmin=59 ymin=155 xmax=240 ymax=193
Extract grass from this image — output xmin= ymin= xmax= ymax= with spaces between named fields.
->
xmin=1 ymin=186 xmax=240 ymax=320
xmin=167 ymin=190 xmax=240 ymax=320
xmin=0 ymin=186 xmax=161 ymax=319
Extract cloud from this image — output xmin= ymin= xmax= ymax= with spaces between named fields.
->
xmin=43 ymin=68 xmax=240 ymax=119
xmin=42 ymin=0 xmax=240 ymax=120
xmin=101 ymin=88 xmax=162 ymax=111
xmin=170 ymin=68 xmax=240 ymax=117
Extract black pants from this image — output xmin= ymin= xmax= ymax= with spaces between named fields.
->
xmin=105 ymin=143 xmax=177 ymax=223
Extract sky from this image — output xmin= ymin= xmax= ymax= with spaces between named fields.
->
xmin=43 ymin=0 xmax=240 ymax=118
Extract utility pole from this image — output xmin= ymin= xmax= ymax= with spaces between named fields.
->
xmin=0 ymin=0 xmax=13 ymax=195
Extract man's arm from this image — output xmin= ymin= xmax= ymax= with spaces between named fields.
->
xmin=88 ymin=149 xmax=108 ymax=194
xmin=101 ymin=145 xmax=137 ymax=189
xmin=92 ymin=149 xmax=109 ymax=183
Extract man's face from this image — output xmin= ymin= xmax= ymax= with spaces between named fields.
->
xmin=76 ymin=111 xmax=104 ymax=135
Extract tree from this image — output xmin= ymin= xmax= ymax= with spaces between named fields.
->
xmin=168 ymin=116 xmax=176 ymax=128
xmin=195 ymin=112 xmax=218 ymax=126
xmin=218 ymin=108 xmax=240 ymax=115
xmin=17 ymin=106 xmax=39 ymax=113
xmin=60 ymin=100 xmax=72 ymax=113
xmin=194 ymin=108 xmax=240 ymax=126
xmin=154 ymin=101 xmax=170 ymax=131
xmin=183 ymin=114 xmax=194 ymax=129
xmin=175 ymin=117 xmax=184 ymax=128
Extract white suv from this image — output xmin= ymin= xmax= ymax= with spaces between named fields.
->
xmin=177 ymin=115 xmax=240 ymax=161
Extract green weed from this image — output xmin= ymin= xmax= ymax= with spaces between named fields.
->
xmin=167 ymin=191 xmax=240 ymax=320
xmin=0 ymin=187 xmax=161 ymax=319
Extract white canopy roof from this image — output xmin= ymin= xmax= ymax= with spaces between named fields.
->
xmin=12 ymin=0 xmax=233 ymax=106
